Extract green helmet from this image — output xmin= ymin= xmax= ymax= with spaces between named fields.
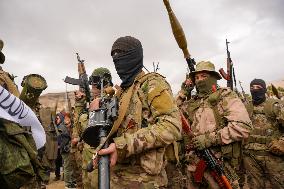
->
xmin=0 ymin=39 xmax=5 ymax=64
xmin=89 ymin=67 xmax=113 ymax=86
xmin=92 ymin=67 xmax=111 ymax=78
xmin=188 ymin=61 xmax=222 ymax=80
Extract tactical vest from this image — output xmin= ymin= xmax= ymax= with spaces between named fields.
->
xmin=187 ymin=88 xmax=242 ymax=168
xmin=116 ymin=72 xmax=178 ymax=174
xmin=245 ymin=99 xmax=283 ymax=151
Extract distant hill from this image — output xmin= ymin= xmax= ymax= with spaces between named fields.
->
xmin=39 ymin=91 xmax=75 ymax=128
xmin=39 ymin=91 xmax=75 ymax=112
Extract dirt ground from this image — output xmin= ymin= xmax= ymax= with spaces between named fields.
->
xmin=46 ymin=173 xmax=65 ymax=189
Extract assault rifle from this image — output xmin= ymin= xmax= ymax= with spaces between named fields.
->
xmin=219 ymin=39 xmax=236 ymax=90
xmin=182 ymin=118 xmax=232 ymax=189
xmin=194 ymin=149 xmax=232 ymax=189
xmin=82 ymin=73 xmax=118 ymax=189
xmin=239 ymin=81 xmax=249 ymax=104
xmin=64 ymin=53 xmax=91 ymax=103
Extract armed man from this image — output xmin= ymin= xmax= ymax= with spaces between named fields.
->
xmin=91 ymin=36 xmax=182 ymax=188
xmin=182 ymin=61 xmax=252 ymax=189
xmin=72 ymin=67 xmax=114 ymax=189
xmin=243 ymin=79 xmax=284 ymax=188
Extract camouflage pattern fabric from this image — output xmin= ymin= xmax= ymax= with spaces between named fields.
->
xmin=243 ymin=99 xmax=284 ymax=189
xmin=0 ymin=68 xmax=20 ymax=97
xmin=111 ymin=71 xmax=182 ymax=188
xmin=184 ymin=88 xmax=252 ymax=189
xmin=73 ymin=101 xmax=97 ymax=188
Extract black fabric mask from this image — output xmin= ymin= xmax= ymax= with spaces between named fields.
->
xmin=251 ymin=88 xmax=266 ymax=105
xmin=113 ymin=48 xmax=143 ymax=88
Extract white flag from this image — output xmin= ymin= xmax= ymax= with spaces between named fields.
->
xmin=0 ymin=85 xmax=46 ymax=149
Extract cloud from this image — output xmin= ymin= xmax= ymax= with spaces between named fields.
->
xmin=0 ymin=0 xmax=283 ymax=94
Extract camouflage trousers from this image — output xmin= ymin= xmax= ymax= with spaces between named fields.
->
xmin=82 ymin=146 xmax=98 ymax=189
xmin=62 ymin=152 xmax=76 ymax=187
xmin=243 ymin=151 xmax=284 ymax=189
xmin=71 ymin=150 xmax=83 ymax=188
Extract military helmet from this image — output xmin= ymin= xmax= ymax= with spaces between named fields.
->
xmin=91 ymin=67 xmax=111 ymax=77
xmin=0 ymin=39 xmax=5 ymax=64
xmin=89 ymin=67 xmax=113 ymax=86
xmin=188 ymin=61 xmax=222 ymax=80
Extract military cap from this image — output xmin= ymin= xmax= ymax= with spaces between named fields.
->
xmin=188 ymin=61 xmax=222 ymax=80
xmin=0 ymin=39 xmax=5 ymax=64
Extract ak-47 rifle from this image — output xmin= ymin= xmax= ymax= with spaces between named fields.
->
xmin=239 ymin=81 xmax=249 ymax=104
xmin=64 ymin=53 xmax=91 ymax=103
xmin=163 ymin=0 xmax=196 ymax=73
xmin=182 ymin=116 xmax=232 ymax=189
xmin=219 ymin=39 xmax=235 ymax=90
xmin=194 ymin=149 xmax=232 ymax=189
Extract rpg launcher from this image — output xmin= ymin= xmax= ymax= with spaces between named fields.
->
xmin=163 ymin=0 xmax=196 ymax=73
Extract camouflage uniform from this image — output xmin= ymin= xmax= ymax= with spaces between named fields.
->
xmin=243 ymin=99 xmax=284 ymax=188
xmin=183 ymin=61 xmax=252 ymax=189
xmin=73 ymin=67 xmax=113 ymax=189
xmin=109 ymin=36 xmax=182 ymax=188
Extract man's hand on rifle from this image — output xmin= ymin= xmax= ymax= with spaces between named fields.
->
xmin=93 ymin=143 xmax=118 ymax=167
xmin=192 ymin=132 xmax=221 ymax=151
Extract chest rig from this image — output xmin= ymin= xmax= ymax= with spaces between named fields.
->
xmin=188 ymin=88 xmax=242 ymax=168
xmin=249 ymin=99 xmax=283 ymax=146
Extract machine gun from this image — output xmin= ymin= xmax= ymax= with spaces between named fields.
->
xmin=64 ymin=53 xmax=91 ymax=103
xmin=82 ymin=73 xmax=118 ymax=189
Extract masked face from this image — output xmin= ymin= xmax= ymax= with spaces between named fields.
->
xmin=113 ymin=48 xmax=143 ymax=88
xmin=250 ymin=84 xmax=266 ymax=105
xmin=195 ymin=72 xmax=217 ymax=97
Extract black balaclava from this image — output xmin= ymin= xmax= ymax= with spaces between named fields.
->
xmin=111 ymin=36 xmax=143 ymax=88
xmin=250 ymin=79 xmax=267 ymax=105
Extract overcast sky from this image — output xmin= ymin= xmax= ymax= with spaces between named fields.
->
xmin=0 ymin=0 xmax=283 ymax=94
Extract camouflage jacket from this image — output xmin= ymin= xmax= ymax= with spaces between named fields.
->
xmin=113 ymin=72 xmax=182 ymax=175
xmin=244 ymin=99 xmax=284 ymax=154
